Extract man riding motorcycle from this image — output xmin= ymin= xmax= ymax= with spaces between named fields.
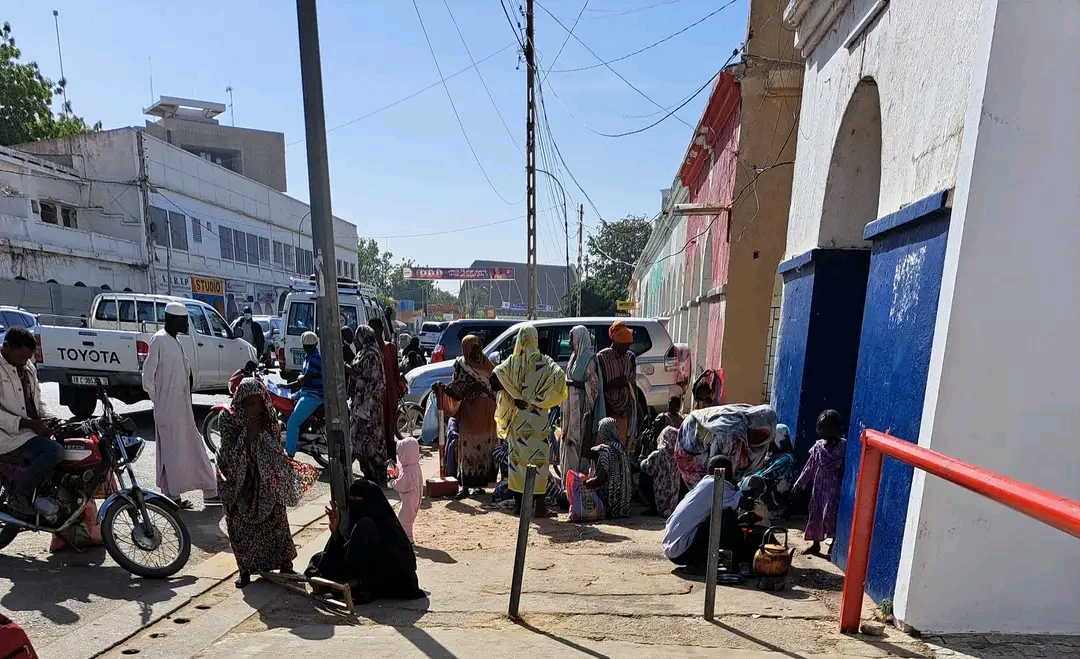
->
xmin=0 ymin=327 xmax=62 ymax=518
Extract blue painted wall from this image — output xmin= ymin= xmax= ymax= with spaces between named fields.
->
xmin=772 ymin=249 xmax=871 ymax=463
xmin=831 ymin=191 xmax=952 ymax=603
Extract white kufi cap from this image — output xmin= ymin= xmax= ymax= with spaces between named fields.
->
xmin=164 ymin=302 xmax=187 ymax=317
xmin=301 ymin=331 xmax=319 ymax=346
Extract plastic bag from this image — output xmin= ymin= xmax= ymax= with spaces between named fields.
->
xmin=420 ymin=394 xmax=439 ymax=446
xmin=50 ymin=500 xmax=102 ymax=553
xmin=566 ymin=470 xmax=605 ymax=522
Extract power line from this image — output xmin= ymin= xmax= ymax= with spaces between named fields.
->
xmin=535 ymin=0 xmax=694 ymax=129
xmin=541 ymin=0 xmax=589 ymax=83
xmin=285 ymin=43 xmax=515 ymax=147
xmin=410 ymin=0 xmax=522 ymax=205
xmin=381 ymin=206 xmax=554 ymax=238
xmin=551 ymin=0 xmax=739 ymax=73
xmin=441 ymin=0 xmax=524 ymax=159
xmin=582 ymin=0 xmax=688 ymax=19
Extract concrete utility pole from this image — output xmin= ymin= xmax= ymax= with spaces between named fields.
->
xmin=296 ymin=0 xmax=352 ymax=529
xmin=525 ymin=0 xmax=537 ymax=320
xmin=577 ymin=204 xmax=583 ymax=316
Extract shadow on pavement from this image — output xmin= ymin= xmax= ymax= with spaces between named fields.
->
xmin=0 ymin=552 xmax=196 ymax=627
xmin=414 ymin=545 xmax=456 ymax=565
xmin=512 ymin=620 xmax=611 ymax=659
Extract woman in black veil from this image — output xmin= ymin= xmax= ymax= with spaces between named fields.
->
xmin=305 ymin=479 xmax=425 ymax=603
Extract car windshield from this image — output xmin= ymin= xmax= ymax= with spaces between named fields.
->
xmin=421 ymin=323 xmax=441 ymax=333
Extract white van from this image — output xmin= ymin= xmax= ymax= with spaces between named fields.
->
xmin=278 ymin=278 xmax=380 ymax=379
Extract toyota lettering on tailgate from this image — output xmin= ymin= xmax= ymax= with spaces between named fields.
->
xmin=55 ymin=348 xmax=122 ymax=365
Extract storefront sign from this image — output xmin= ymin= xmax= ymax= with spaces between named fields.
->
xmin=157 ymin=273 xmax=192 ymax=295
xmin=616 ymin=300 xmax=637 ymax=312
xmin=225 ymin=280 xmax=247 ymax=296
xmin=403 ymin=267 xmax=514 ymax=281
xmin=255 ymin=285 xmax=276 ymax=305
xmin=191 ymin=276 xmax=224 ymax=296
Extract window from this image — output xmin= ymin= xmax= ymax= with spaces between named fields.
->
xmin=219 ymin=226 xmax=234 ymax=260
xmin=494 ymin=330 xmax=519 ymax=363
xmin=117 ymin=300 xmax=137 ymax=323
xmin=234 ymin=230 xmax=248 ymax=263
xmin=61 ymin=207 xmax=77 ymax=229
xmin=286 ymin=301 xmax=315 ymax=336
xmin=258 ymin=237 xmax=271 ymax=265
xmin=95 ymin=299 xmax=118 ymax=322
xmin=0 ymin=311 xmax=32 ymax=329
xmin=350 ymin=262 xmax=356 ymax=280
xmin=40 ymin=202 xmax=58 ymax=225
xmin=246 ymin=233 xmax=259 ymax=265
xmin=593 ymin=323 xmax=653 ymax=356
xmin=168 ymin=211 xmax=188 ymax=251
xmin=283 ymin=243 xmax=295 ymax=270
xmin=273 ymin=241 xmax=285 ymax=267
xmin=205 ymin=307 xmax=232 ymax=339
xmin=340 ymin=305 xmax=358 ymax=330
xmin=137 ymin=301 xmax=162 ymax=324
xmin=191 ymin=216 xmax=202 ymax=243
xmin=184 ymin=304 xmax=211 ymax=336
xmin=150 ymin=206 xmax=169 ymax=245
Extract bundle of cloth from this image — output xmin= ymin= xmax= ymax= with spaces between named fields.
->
xmin=674 ymin=403 xmax=778 ymax=489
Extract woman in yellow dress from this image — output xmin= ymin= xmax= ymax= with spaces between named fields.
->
xmin=492 ymin=324 xmax=568 ymax=517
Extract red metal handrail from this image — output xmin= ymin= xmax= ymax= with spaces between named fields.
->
xmin=839 ymin=429 xmax=1080 ymax=633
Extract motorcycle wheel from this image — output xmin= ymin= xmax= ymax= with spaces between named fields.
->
xmin=201 ymin=410 xmax=223 ymax=455
xmin=0 ymin=524 xmax=19 ymax=551
xmin=101 ymin=497 xmax=191 ymax=579
xmin=305 ymin=448 xmax=330 ymax=470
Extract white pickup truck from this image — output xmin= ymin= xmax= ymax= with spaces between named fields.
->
xmin=36 ymin=293 xmax=258 ymax=418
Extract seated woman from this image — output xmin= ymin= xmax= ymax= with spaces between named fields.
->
xmin=738 ymin=423 xmax=797 ymax=525
xmin=305 ymin=480 xmax=426 ymax=603
xmin=661 ymin=456 xmax=755 ymax=575
xmin=585 ymin=418 xmax=633 ymax=519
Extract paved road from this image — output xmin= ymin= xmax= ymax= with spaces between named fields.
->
xmin=0 ymin=377 xmax=331 ymax=648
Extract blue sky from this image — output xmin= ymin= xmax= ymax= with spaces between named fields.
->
xmin=7 ymin=0 xmax=747 ymax=289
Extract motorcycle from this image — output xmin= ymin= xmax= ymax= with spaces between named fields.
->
xmin=0 ymin=388 xmax=192 ymax=579
xmin=397 ymin=399 xmax=424 ymax=438
xmin=201 ymin=362 xmax=330 ymax=469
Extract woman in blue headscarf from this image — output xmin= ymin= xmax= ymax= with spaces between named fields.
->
xmin=559 ymin=326 xmax=604 ymax=485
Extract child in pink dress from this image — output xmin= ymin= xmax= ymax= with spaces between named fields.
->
xmin=391 ymin=437 xmax=424 ymax=543
xmin=795 ymin=409 xmax=847 ymax=556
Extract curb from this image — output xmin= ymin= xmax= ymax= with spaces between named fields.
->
xmin=41 ymin=502 xmax=327 ymax=659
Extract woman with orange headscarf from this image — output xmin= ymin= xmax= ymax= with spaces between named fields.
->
xmin=441 ymin=334 xmax=499 ymax=498
xmin=594 ymin=321 xmax=639 ymax=453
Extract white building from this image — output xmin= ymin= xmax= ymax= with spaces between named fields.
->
xmin=774 ymin=0 xmax=1080 ymax=635
xmin=14 ymin=127 xmax=358 ymax=319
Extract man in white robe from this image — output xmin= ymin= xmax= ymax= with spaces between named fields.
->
xmin=142 ymin=302 xmax=218 ymax=508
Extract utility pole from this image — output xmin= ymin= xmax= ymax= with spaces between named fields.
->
xmin=564 ymin=199 xmax=570 ymax=314
xmin=524 ymin=0 xmax=537 ymax=321
xmin=576 ymin=204 xmax=583 ymax=316
xmin=296 ymin=0 xmax=352 ymax=529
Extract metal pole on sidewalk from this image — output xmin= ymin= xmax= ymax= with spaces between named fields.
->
xmin=508 ymin=464 xmax=538 ymax=620
xmin=296 ymin=0 xmax=352 ymax=530
xmin=703 ymin=467 xmax=726 ymax=621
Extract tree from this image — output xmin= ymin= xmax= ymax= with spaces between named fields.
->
xmin=567 ymin=213 xmax=653 ymax=316
xmin=356 ymin=238 xmax=394 ymax=295
xmin=0 ymin=22 xmax=101 ymax=147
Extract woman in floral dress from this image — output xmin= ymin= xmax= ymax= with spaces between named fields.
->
xmin=349 ymin=325 xmax=388 ymax=486
xmin=443 ymin=334 xmax=498 ymax=498
xmin=217 ymin=377 xmax=319 ymax=588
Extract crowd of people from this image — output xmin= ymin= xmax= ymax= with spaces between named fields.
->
xmin=0 ymin=306 xmax=849 ymax=604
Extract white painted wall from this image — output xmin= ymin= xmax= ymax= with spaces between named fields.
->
xmin=0 ymin=145 xmax=147 ymax=290
xmin=895 ymin=0 xmax=1080 ymax=634
xmin=783 ymin=0 xmax=982 ymax=256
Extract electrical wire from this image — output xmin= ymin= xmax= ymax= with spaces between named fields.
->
xmin=441 ymin=0 xmax=524 ymax=159
xmin=285 ymin=43 xmax=515 ymax=147
xmin=541 ymin=0 xmax=589 ymax=83
xmin=410 ymin=0 xmax=522 ymax=205
xmin=535 ymin=0 xmax=694 ymax=129
xmin=551 ymin=0 xmax=739 ymax=73
xmin=582 ymin=0 xmax=688 ymax=19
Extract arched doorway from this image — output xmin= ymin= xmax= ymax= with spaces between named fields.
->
xmin=820 ymin=78 xmax=883 ymax=247
xmin=278 ymin=290 xmax=288 ymax=315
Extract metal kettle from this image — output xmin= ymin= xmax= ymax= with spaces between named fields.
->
xmin=753 ymin=527 xmax=795 ymax=577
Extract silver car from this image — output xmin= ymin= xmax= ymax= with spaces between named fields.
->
xmin=405 ymin=317 xmax=690 ymax=414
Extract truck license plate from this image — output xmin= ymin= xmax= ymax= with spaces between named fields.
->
xmin=292 ymin=350 xmax=304 ymax=366
xmin=71 ymin=375 xmax=109 ymax=386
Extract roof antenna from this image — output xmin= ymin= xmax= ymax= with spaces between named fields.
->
xmin=226 ymin=83 xmax=235 ymax=126
xmin=52 ymin=10 xmax=69 ymax=113
xmin=149 ymin=56 xmax=155 ymax=103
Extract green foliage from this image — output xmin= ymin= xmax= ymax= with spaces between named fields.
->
xmin=356 ymin=238 xmax=395 ymax=295
xmin=0 ymin=22 xmax=101 ymax=147
xmin=357 ymin=238 xmax=456 ymax=311
xmin=565 ymin=214 xmax=653 ymax=316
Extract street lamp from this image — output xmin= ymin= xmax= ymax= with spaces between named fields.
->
xmin=672 ymin=203 xmax=731 ymax=216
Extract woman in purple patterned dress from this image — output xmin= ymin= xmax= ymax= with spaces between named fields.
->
xmin=794 ymin=409 xmax=846 ymax=556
